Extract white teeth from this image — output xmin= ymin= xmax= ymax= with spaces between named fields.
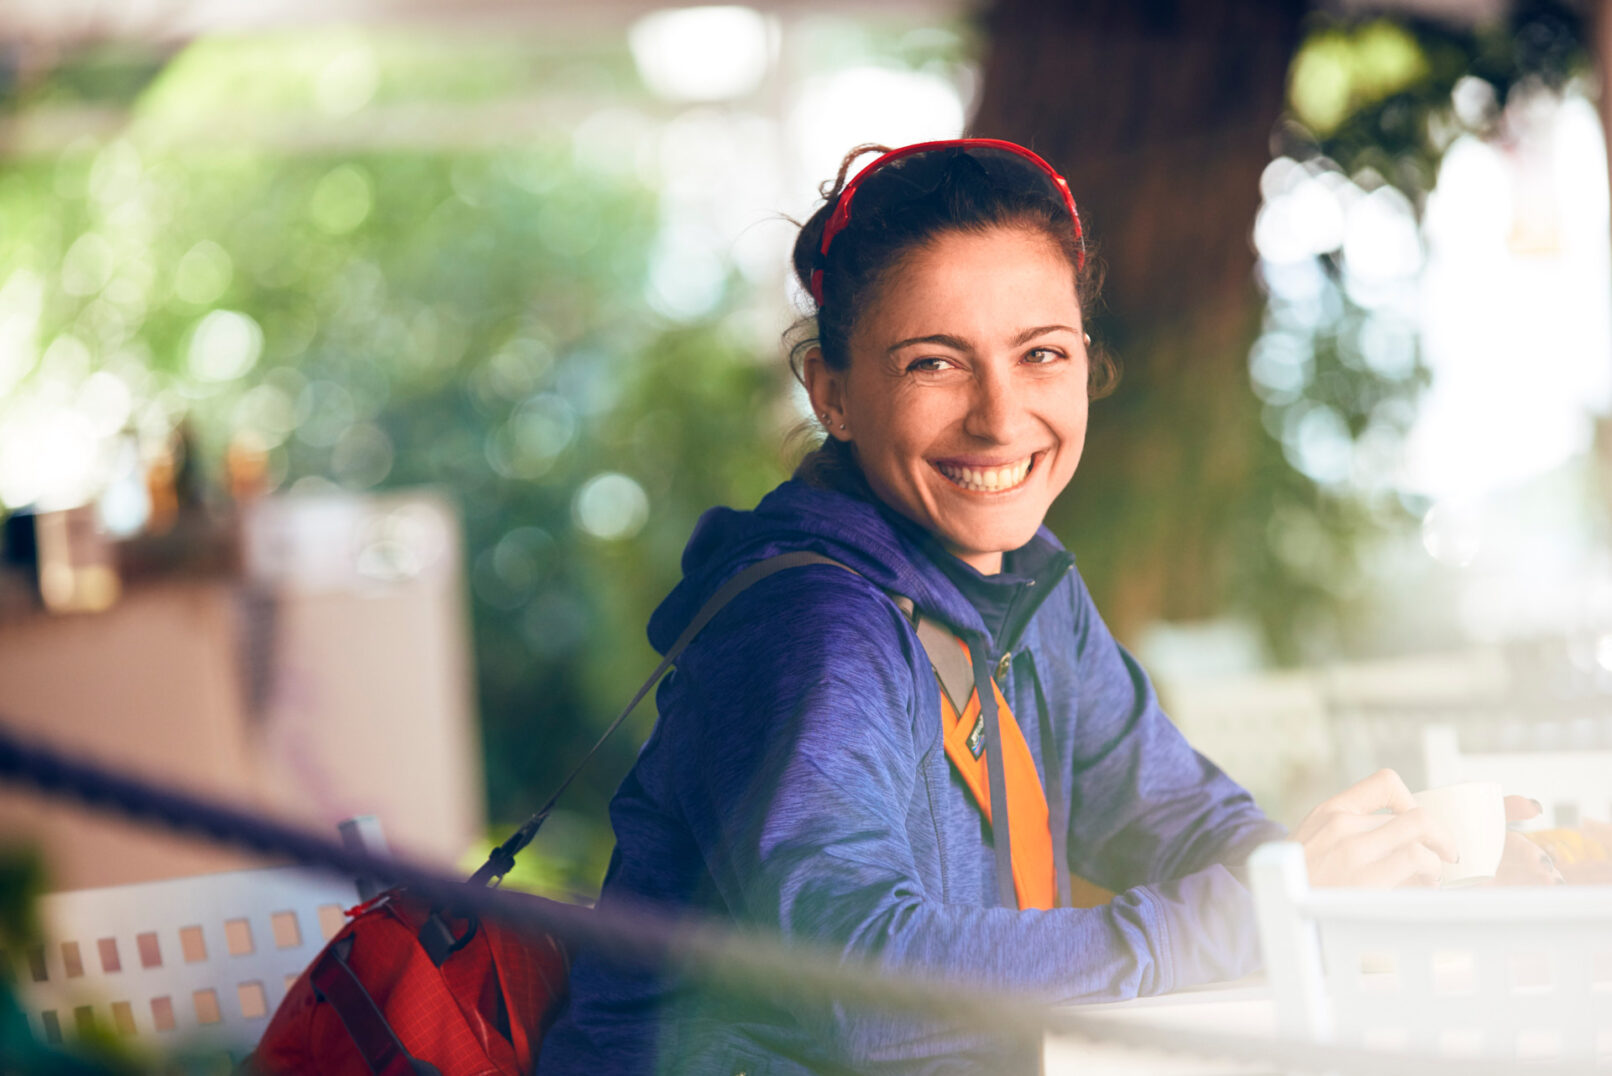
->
xmin=934 ymin=457 xmax=1033 ymax=493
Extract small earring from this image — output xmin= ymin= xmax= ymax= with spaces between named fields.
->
xmin=838 ymin=423 xmax=847 ymax=431
xmin=1084 ymin=332 xmax=1092 ymax=346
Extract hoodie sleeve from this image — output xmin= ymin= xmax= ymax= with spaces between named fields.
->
xmin=1056 ymin=568 xmax=1287 ymax=937
xmin=657 ymin=566 xmax=1270 ymax=1069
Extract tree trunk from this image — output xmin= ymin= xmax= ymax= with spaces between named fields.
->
xmin=1589 ymin=0 xmax=1612 ymax=520
xmin=971 ymin=0 xmax=1306 ymax=642
xmin=1597 ymin=0 xmax=1612 ymax=214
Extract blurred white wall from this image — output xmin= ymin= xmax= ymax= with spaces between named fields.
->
xmin=0 ymin=490 xmax=482 ymax=889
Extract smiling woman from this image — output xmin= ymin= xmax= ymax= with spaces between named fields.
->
xmin=804 ymin=228 xmax=1090 ymax=573
xmin=535 ymin=140 xmax=1482 ymax=1076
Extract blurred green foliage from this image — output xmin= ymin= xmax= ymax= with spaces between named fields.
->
xmin=1285 ymin=0 xmax=1589 ymax=203
xmin=0 ymin=31 xmax=794 ymax=887
xmin=0 ymin=844 xmax=43 ymax=954
xmin=0 ymin=847 xmax=143 ymax=1072
xmin=1233 ymin=0 xmax=1593 ymax=661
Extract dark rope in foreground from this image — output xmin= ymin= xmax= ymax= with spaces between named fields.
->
xmin=0 ymin=718 xmax=1595 ymax=1076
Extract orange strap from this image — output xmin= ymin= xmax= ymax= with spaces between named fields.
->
xmin=935 ymin=639 xmax=1057 ymax=911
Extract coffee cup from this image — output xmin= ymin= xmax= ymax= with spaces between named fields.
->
xmin=1412 ymin=781 xmax=1506 ymax=887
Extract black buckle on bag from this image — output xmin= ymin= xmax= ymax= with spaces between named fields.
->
xmin=418 ymin=908 xmax=478 ymax=967
xmin=468 ymin=843 xmax=519 ymax=888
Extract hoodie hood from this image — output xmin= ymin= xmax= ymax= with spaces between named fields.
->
xmin=649 ymin=480 xmax=993 ymax=653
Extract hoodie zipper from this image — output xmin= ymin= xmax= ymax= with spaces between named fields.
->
xmin=990 ymin=551 xmax=1075 ymax=678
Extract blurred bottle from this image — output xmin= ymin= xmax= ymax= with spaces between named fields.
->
xmin=227 ymin=430 xmax=271 ymax=503
xmin=173 ymin=421 xmax=208 ymax=512
xmin=35 ymin=504 xmax=120 ymax=614
xmin=0 ymin=509 xmax=40 ymax=615
xmin=143 ymin=422 xmax=210 ymax=536
xmin=98 ymin=432 xmax=153 ymax=540
xmin=144 ymin=438 xmax=179 ymax=537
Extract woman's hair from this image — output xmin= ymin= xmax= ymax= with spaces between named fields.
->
xmin=786 ymin=142 xmax=1117 ymax=490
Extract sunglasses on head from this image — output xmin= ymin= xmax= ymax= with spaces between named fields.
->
xmin=808 ymin=138 xmax=1085 ymax=306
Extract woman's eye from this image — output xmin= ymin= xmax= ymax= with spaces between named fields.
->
xmin=1023 ymin=347 xmax=1063 ymax=365
xmin=907 ymin=357 xmax=955 ymax=373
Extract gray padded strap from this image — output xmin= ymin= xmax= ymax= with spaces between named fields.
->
xmin=914 ymin=617 xmax=973 ymax=713
xmin=887 ymin=594 xmax=974 ymax=713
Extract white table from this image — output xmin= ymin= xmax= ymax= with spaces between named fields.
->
xmin=1044 ymin=976 xmax=1281 ymax=1076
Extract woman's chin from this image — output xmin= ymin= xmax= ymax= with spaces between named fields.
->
xmin=935 ymin=518 xmax=1042 ymax=567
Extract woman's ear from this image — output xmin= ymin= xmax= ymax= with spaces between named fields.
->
xmin=801 ymin=347 xmax=852 ymax=441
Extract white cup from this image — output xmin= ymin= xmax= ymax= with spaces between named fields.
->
xmin=1412 ymin=781 xmax=1506 ymax=887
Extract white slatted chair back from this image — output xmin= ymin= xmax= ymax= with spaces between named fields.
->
xmin=1423 ymin=724 xmax=1612 ymax=827
xmin=1250 ymin=841 xmax=1612 ymax=1062
xmin=10 ymin=865 xmax=359 ymax=1061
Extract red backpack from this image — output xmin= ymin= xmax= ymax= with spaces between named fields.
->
xmin=250 ymin=889 xmax=567 ymax=1075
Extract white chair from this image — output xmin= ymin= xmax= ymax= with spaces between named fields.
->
xmin=1250 ymin=840 xmax=1612 ymax=1063
xmin=1422 ymin=724 xmax=1612 ymax=827
xmin=11 ymin=866 xmax=357 ymax=1061
xmin=1158 ymin=669 xmax=1334 ymax=824
xmin=9 ymin=816 xmax=387 ymax=1061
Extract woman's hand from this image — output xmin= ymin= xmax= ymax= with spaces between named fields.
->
xmin=1560 ymin=819 xmax=1612 ymax=884
xmin=1290 ymin=769 xmax=1458 ymax=888
xmin=1490 ymin=796 xmax=1567 ymax=886
xmin=1502 ymin=813 xmax=1611 ymax=885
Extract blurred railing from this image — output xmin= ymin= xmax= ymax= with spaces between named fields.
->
xmin=0 ymin=717 xmax=1605 ymax=1076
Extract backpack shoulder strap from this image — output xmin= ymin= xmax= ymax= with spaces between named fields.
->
xmin=663 ymin=551 xmax=851 ymax=659
xmin=470 ymin=550 xmax=856 ymax=885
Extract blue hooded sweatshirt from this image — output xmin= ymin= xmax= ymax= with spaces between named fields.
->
xmin=536 ymin=479 xmax=1283 ymax=1075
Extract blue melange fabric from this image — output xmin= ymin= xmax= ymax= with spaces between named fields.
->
xmin=536 ymin=479 xmax=1283 ymax=1075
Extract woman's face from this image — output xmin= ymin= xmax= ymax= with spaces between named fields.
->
xmin=808 ymin=226 xmax=1089 ymax=575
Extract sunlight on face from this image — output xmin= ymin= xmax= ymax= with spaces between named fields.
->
xmin=814 ymin=227 xmax=1089 ymax=574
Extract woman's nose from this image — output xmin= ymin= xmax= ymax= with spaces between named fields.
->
xmin=963 ymin=368 xmax=1029 ymax=442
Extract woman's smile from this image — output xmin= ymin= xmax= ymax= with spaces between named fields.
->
xmin=930 ymin=453 xmax=1037 ymax=494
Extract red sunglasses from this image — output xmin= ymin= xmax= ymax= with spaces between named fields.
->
xmin=808 ymin=138 xmax=1085 ymax=306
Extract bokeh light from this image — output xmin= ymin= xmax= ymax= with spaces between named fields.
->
xmin=788 ymin=65 xmax=966 ymax=193
xmin=187 ymin=310 xmax=264 ymax=383
xmin=573 ymin=472 xmax=650 ymax=541
xmin=629 ymin=6 xmax=776 ymax=103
